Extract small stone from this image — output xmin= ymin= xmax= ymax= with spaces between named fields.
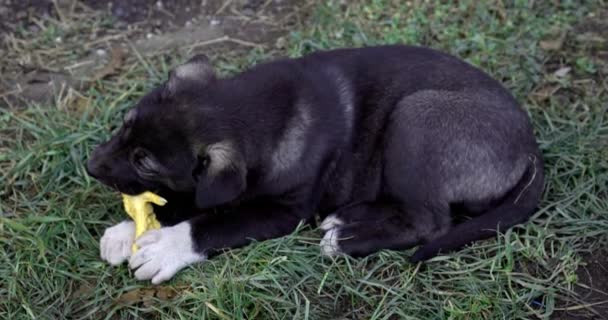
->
xmin=554 ymin=66 xmax=571 ymax=78
xmin=275 ymin=36 xmax=287 ymax=49
xmin=210 ymin=18 xmax=221 ymax=26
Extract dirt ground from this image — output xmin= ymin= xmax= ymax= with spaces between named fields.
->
xmin=552 ymin=12 xmax=608 ymax=319
xmin=0 ymin=0 xmax=301 ymax=35
xmin=0 ymin=0 xmax=309 ymax=107
xmin=553 ymin=247 xmax=608 ymax=319
xmin=576 ymin=248 xmax=608 ymax=319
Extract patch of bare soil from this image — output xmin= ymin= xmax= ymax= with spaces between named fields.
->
xmin=0 ymin=0 xmax=54 ymax=34
xmin=553 ymin=248 xmax=608 ymax=320
xmin=0 ymin=0 xmax=311 ymax=107
xmin=573 ymin=9 xmax=608 ymax=62
xmin=80 ymin=0 xmax=300 ymax=33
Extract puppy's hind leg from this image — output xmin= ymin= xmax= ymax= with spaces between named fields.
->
xmin=410 ymin=153 xmax=544 ymax=262
xmin=320 ymin=202 xmax=448 ymax=257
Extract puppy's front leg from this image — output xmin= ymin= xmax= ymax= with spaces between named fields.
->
xmin=100 ymin=220 xmax=135 ymax=265
xmin=129 ymin=202 xmax=307 ymax=284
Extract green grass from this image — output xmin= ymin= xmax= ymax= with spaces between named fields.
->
xmin=1 ymin=0 xmax=607 ymax=319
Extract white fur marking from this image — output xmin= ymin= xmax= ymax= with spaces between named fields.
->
xmin=270 ymin=105 xmax=311 ymax=176
xmin=100 ymin=221 xmax=135 ymax=266
xmin=123 ymin=108 xmax=137 ymax=124
xmin=320 ymin=215 xmax=343 ymax=231
xmin=128 ymin=222 xmax=206 ymax=284
xmin=207 ymin=141 xmax=235 ymax=175
xmin=320 ymin=228 xmax=341 ymax=256
xmin=175 ymin=63 xmax=207 ymax=79
xmin=326 ymin=67 xmax=354 ymax=137
xmin=514 ymin=154 xmax=538 ymax=204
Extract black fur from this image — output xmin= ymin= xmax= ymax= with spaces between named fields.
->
xmin=87 ymin=45 xmax=544 ymax=261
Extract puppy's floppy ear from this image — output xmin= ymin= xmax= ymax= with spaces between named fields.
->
xmin=164 ymin=54 xmax=216 ymax=98
xmin=194 ymin=142 xmax=246 ymax=209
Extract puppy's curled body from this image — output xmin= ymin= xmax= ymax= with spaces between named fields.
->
xmin=87 ymin=45 xmax=544 ymax=282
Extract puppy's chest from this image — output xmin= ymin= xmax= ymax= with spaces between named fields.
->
xmin=317 ymin=156 xmax=353 ymax=212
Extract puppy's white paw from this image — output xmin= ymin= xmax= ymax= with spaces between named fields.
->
xmin=320 ymin=214 xmax=343 ymax=231
xmin=320 ymin=228 xmax=341 ymax=256
xmin=128 ymin=222 xmax=206 ymax=284
xmin=100 ymin=221 xmax=135 ymax=265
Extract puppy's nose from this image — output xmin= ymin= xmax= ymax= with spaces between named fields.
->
xmin=85 ymin=158 xmax=101 ymax=178
xmin=86 ymin=149 xmax=107 ymax=178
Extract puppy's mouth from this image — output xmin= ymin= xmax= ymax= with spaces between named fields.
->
xmin=86 ymin=159 xmax=190 ymax=196
xmin=110 ymin=180 xmax=149 ymax=196
xmin=88 ymin=173 xmax=153 ymax=196
xmin=164 ymin=179 xmax=195 ymax=193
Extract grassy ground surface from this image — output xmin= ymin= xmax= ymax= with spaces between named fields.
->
xmin=1 ymin=1 xmax=607 ymax=319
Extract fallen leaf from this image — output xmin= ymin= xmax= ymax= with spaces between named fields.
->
xmin=155 ymin=287 xmax=179 ymax=300
xmin=493 ymin=0 xmax=507 ymax=22
xmin=71 ymin=95 xmax=91 ymax=114
xmin=116 ymin=286 xmax=181 ymax=306
xmin=539 ymin=32 xmax=566 ymax=51
xmin=116 ymin=288 xmax=147 ymax=305
xmin=92 ymin=47 xmax=126 ymax=81
xmin=72 ymin=281 xmax=95 ymax=299
xmin=530 ymin=84 xmax=560 ymax=102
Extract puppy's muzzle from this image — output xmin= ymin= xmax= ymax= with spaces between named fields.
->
xmin=86 ymin=145 xmax=110 ymax=179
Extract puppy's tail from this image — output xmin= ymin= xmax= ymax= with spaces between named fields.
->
xmin=410 ymin=153 xmax=544 ymax=263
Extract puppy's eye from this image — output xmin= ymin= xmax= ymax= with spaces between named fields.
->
xmin=131 ymin=148 xmax=158 ymax=177
xmin=109 ymin=123 xmax=120 ymax=135
xmin=192 ymin=155 xmax=209 ymax=180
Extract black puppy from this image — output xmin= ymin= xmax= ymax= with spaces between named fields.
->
xmin=87 ymin=45 xmax=544 ymax=284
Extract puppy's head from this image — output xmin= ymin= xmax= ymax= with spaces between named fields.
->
xmin=86 ymin=55 xmax=247 ymax=209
